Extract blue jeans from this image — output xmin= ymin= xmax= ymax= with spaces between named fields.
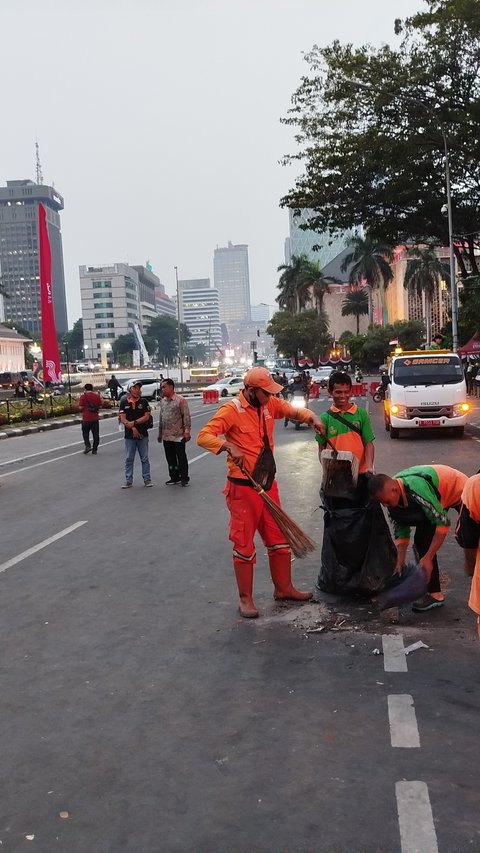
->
xmin=124 ymin=437 xmax=151 ymax=484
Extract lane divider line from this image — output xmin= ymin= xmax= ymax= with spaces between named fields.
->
xmin=0 ymin=521 xmax=88 ymax=575
xmin=382 ymin=634 xmax=408 ymax=672
xmin=396 ymin=781 xmax=439 ymax=853
xmin=388 ymin=695 xmax=420 ymax=748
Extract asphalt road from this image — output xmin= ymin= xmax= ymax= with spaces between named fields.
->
xmin=0 ymin=391 xmax=479 ymax=853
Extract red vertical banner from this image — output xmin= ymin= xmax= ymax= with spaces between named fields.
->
xmin=38 ymin=203 xmax=62 ymax=383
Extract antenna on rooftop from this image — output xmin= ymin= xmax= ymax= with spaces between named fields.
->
xmin=35 ymin=140 xmax=44 ymax=185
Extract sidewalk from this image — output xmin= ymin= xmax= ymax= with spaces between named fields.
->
xmin=0 ymin=410 xmax=119 ymax=439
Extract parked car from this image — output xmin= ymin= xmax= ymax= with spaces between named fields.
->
xmin=310 ymin=367 xmax=334 ymax=388
xmin=206 ymin=376 xmax=244 ymax=397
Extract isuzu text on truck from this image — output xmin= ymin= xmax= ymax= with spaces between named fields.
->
xmin=384 ymin=350 xmax=469 ymax=439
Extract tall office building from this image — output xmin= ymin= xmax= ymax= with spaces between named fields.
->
xmin=131 ymin=264 xmax=161 ymax=329
xmin=178 ymin=278 xmax=222 ymax=358
xmin=0 ymin=179 xmax=68 ymax=335
xmin=285 ymin=209 xmax=352 ymax=269
xmin=80 ymin=263 xmax=142 ymax=360
xmin=213 ymin=242 xmax=251 ymax=326
xmin=155 ymin=283 xmax=176 ymax=318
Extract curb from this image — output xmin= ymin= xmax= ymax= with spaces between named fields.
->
xmin=0 ymin=411 xmax=119 ymax=440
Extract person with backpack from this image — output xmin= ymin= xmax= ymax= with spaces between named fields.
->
xmin=79 ymin=382 xmax=102 ymax=455
xmin=368 ymin=465 xmax=468 ymax=612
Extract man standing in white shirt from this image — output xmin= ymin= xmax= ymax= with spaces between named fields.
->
xmin=157 ymin=379 xmax=192 ymax=486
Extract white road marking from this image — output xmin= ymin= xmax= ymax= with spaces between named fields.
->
xmin=188 ymin=451 xmax=210 ymax=464
xmin=382 ymin=635 xmax=408 ymax=672
xmin=396 ymin=781 xmax=439 ymax=853
xmin=0 ymin=521 xmax=88 ymax=575
xmin=388 ymin=695 xmax=420 ymax=748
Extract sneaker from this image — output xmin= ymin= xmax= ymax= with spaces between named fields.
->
xmin=412 ymin=594 xmax=445 ymax=612
xmin=92 ymin=450 xmax=97 ymax=455
xmin=121 ymin=482 xmax=133 ymax=489
xmin=83 ymin=447 xmax=92 ymax=454
xmin=181 ymin=481 xmax=189 ymax=487
xmin=144 ymin=480 xmax=153 ymax=487
xmin=165 ymin=479 xmax=180 ymax=485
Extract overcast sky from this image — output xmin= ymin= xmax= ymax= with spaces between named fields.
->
xmin=1 ymin=0 xmax=422 ymax=326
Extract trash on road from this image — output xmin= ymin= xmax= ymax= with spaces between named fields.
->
xmin=404 ymin=640 xmax=429 ymax=655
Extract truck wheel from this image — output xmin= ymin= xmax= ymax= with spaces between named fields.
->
xmin=385 ymin=419 xmax=390 ymax=431
xmin=453 ymin=426 xmax=465 ymax=438
xmin=295 ymin=422 xmax=300 ymax=431
xmin=390 ymin=427 xmax=400 ymax=439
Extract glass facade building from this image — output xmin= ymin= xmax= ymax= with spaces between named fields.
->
xmin=0 ymin=179 xmax=68 ymax=335
xmin=213 ymin=242 xmax=251 ymax=326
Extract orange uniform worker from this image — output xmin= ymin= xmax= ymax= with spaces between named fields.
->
xmin=197 ymin=367 xmax=324 ymax=618
xmin=455 ymin=473 xmax=480 ymax=639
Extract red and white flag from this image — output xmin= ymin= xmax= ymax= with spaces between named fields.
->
xmin=39 ymin=204 xmax=62 ymax=383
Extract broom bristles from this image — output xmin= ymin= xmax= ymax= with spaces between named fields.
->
xmin=259 ymin=489 xmax=316 ymax=559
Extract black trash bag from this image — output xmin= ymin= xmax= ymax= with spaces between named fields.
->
xmin=317 ymin=479 xmax=397 ymax=595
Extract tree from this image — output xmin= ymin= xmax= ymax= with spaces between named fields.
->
xmin=276 ymin=255 xmax=312 ymax=313
xmin=61 ymin=318 xmax=84 ymax=360
xmin=281 ymin=0 xmax=480 ymax=279
xmin=112 ymin=333 xmax=136 ymax=366
xmin=185 ymin=342 xmax=208 ymax=363
xmin=267 ymin=309 xmax=330 ymax=363
xmin=341 ymin=236 xmax=393 ymax=325
xmin=342 ymin=320 xmax=424 ymax=369
xmin=456 ymin=276 xmax=480 ymax=344
xmin=144 ymin=316 xmax=191 ymax=363
xmin=403 ymin=245 xmax=450 ymax=344
xmin=341 ymin=287 xmax=369 ymax=334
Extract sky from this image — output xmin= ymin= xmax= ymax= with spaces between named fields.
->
xmin=1 ymin=0 xmax=422 ymax=327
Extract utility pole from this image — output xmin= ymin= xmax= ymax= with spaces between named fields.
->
xmin=175 ymin=266 xmax=184 ymax=384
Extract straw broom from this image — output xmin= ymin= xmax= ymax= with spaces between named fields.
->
xmin=232 ymin=456 xmax=316 ymax=559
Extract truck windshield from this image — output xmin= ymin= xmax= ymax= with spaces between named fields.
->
xmin=393 ymin=356 xmax=464 ymax=387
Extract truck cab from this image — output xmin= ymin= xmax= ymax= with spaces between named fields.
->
xmin=384 ymin=349 xmax=469 ymax=439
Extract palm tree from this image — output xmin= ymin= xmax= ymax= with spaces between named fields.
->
xmin=277 ymin=255 xmax=336 ymax=315
xmin=341 ymin=287 xmax=369 ymax=334
xmin=341 ymin=236 xmax=394 ymax=326
xmin=277 ymin=255 xmax=312 ymax=314
xmin=403 ymin=245 xmax=450 ymax=345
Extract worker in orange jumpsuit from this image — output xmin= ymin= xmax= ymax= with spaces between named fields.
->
xmin=197 ymin=367 xmax=324 ymax=618
xmin=456 ymin=472 xmax=480 ymax=639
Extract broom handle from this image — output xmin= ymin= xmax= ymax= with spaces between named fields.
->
xmin=226 ymin=449 xmax=266 ymax=493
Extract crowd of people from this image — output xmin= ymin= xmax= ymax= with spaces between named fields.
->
xmin=77 ymin=366 xmax=480 ymax=640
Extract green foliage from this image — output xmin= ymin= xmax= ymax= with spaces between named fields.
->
xmin=144 ymin=316 xmax=191 ymax=362
xmin=185 ymin=342 xmax=208 ymax=363
xmin=344 ymin=320 xmax=425 ymax=368
xmin=457 ymin=276 xmax=480 ymax=343
xmin=281 ymin=0 xmax=480 ymax=277
xmin=267 ymin=309 xmax=330 ymax=362
xmin=62 ymin=319 xmax=84 ymax=359
xmin=276 ymin=254 xmax=337 ymax=315
xmin=342 ymin=237 xmax=393 ymax=325
xmin=341 ymin=288 xmax=369 ymax=334
xmin=112 ymin=333 xmax=136 ymax=365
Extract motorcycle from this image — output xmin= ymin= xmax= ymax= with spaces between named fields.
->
xmin=284 ymin=390 xmax=309 ymax=430
xmin=372 ymin=384 xmax=386 ymax=403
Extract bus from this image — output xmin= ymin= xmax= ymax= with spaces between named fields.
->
xmin=188 ymin=367 xmax=224 ymax=384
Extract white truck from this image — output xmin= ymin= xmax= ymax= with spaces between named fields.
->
xmin=384 ymin=349 xmax=469 ymax=439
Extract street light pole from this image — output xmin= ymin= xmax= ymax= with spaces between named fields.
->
xmin=339 ymin=76 xmax=458 ymax=350
xmin=174 ymin=266 xmax=184 ymax=385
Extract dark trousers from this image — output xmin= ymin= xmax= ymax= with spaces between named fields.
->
xmin=412 ymin=505 xmax=460 ymax=594
xmin=82 ymin=421 xmax=99 ymax=451
xmin=163 ymin=440 xmax=189 ymax=483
